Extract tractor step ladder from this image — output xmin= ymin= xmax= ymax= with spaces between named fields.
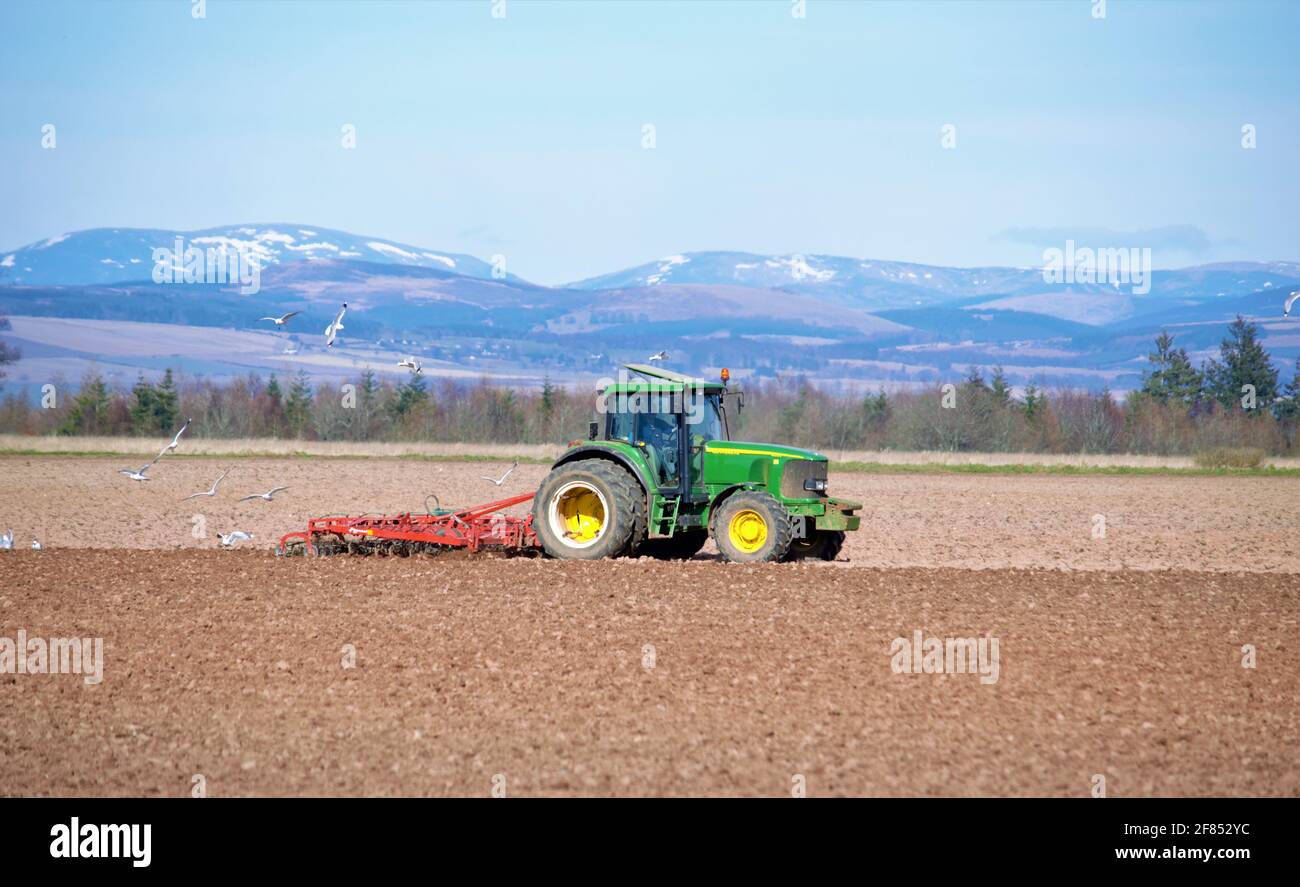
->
xmin=656 ymin=495 xmax=681 ymax=536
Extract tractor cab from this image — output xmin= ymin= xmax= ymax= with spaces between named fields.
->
xmin=599 ymin=364 xmax=731 ymax=497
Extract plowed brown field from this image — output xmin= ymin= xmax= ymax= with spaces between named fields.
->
xmin=1 ymin=456 xmax=1297 ymax=796
xmin=3 ymin=455 xmax=1297 ymax=571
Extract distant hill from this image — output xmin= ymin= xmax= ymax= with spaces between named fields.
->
xmin=566 ymin=250 xmax=1300 ymax=322
xmin=566 ymin=250 xmax=1050 ymax=311
xmin=0 ymin=224 xmax=521 ymax=287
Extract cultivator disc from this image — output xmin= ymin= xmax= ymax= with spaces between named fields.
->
xmin=277 ymin=492 xmax=541 ymax=557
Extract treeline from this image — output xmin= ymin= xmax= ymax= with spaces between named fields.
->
xmin=738 ymin=316 xmax=1300 ymax=455
xmin=2 ymin=369 xmax=593 ymax=445
xmin=2 ymin=317 xmax=1298 ymax=455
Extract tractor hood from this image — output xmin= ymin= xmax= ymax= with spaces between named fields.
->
xmin=704 ymin=441 xmax=825 ymax=462
xmin=702 ymin=440 xmax=828 ymax=497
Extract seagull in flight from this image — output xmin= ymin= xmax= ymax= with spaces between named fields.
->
xmin=239 ymin=486 xmax=289 ymax=502
xmin=648 ymin=351 xmax=668 ymax=363
xmin=480 ymin=463 xmax=517 ymax=486
xmin=325 ymin=302 xmax=347 ymax=348
xmin=0 ymin=530 xmax=12 ymax=550
xmin=183 ymin=469 xmax=229 ymax=501
xmin=217 ymin=531 xmax=253 ymax=548
xmin=260 ymin=311 xmax=300 ymax=327
xmin=1285 ymin=291 xmax=1299 ymax=317
xmin=397 ymin=357 xmax=423 ymax=374
xmin=155 ymin=417 xmax=192 ymax=460
xmin=118 ymin=460 xmax=155 ymax=482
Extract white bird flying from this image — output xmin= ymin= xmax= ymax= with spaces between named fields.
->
xmin=182 ymin=469 xmax=229 ymax=501
xmin=480 ymin=463 xmax=517 ymax=486
xmin=155 ymin=417 xmax=192 ymax=460
xmin=1285 ymin=291 xmax=1299 ymax=317
xmin=239 ymin=486 xmax=289 ymax=502
xmin=648 ymin=351 xmax=668 ymax=362
xmin=217 ymin=531 xmax=253 ymax=548
xmin=325 ymin=302 xmax=348 ymax=348
xmin=259 ymin=311 xmax=301 ymax=327
xmin=398 ymin=357 xmax=423 ymax=374
xmin=0 ymin=530 xmax=12 ymax=550
xmin=118 ymin=460 xmax=155 ymax=482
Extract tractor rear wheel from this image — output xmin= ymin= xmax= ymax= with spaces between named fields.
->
xmin=635 ymin=531 xmax=708 ymax=560
xmin=533 ymin=459 xmax=645 ymax=560
xmin=783 ymin=528 xmax=846 ymax=562
xmin=710 ymin=491 xmax=793 ymax=563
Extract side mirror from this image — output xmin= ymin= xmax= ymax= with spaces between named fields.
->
xmin=588 ymin=421 xmax=599 ymax=440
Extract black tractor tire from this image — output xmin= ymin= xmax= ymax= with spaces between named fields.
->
xmin=533 ymin=459 xmax=645 ymax=560
xmin=635 ymin=531 xmax=709 ymax=560
xmin=710 ymin=490 xmax=794 ymax=564
xmin=783 ymin=528 xmax=846 ymax=562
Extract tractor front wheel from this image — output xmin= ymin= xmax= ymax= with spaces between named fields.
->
xmin=711 ymin=491 xmax=793 ymax=563
xmin=533 ymin=459 xmax=645 ymax=560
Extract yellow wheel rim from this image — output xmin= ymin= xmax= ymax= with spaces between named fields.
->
xmin=553 ymin=483 xmax=607 ymax=547
xmin=728 ymin=509 xmax=768 ymax=553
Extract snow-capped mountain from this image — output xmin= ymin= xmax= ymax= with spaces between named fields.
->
xmin=3 ymin=226 xmax=1297 ymax=333
xmin=565 ymin=250 xmax=1073 ymax=310
xmin=565 ymin=250 xmax=1300 ymax=314
xmin=0 ymin=224 xmax=512 ymax=286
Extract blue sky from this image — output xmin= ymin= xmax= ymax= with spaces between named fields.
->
xmin=1 ymin=0 xmax=1296 ymax=284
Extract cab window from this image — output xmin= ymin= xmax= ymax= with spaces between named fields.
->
xmin=688 ymin=392 xmax=726 ymax=442
xmin=608 ymin=409 xmax=635 ymax=444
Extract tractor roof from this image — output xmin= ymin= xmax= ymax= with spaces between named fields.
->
xmin=606 ymin=364 xmax=727 ymax=393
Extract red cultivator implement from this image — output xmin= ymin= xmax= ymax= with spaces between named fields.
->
xmin=277 ymin=492 xmax=540 ymax=556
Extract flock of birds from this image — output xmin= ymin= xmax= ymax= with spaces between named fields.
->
xmin=111 ymin=418 xmax=291 ymax=548
xmin=101 ymin=414 xmax=520 ymax=551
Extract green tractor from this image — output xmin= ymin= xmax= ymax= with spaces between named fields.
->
xmin=531 ymin=364 xmax=860 ymax=563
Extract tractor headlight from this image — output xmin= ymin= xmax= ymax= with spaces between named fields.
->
xmin=803 ymin=478 xmax=827 ymax=492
